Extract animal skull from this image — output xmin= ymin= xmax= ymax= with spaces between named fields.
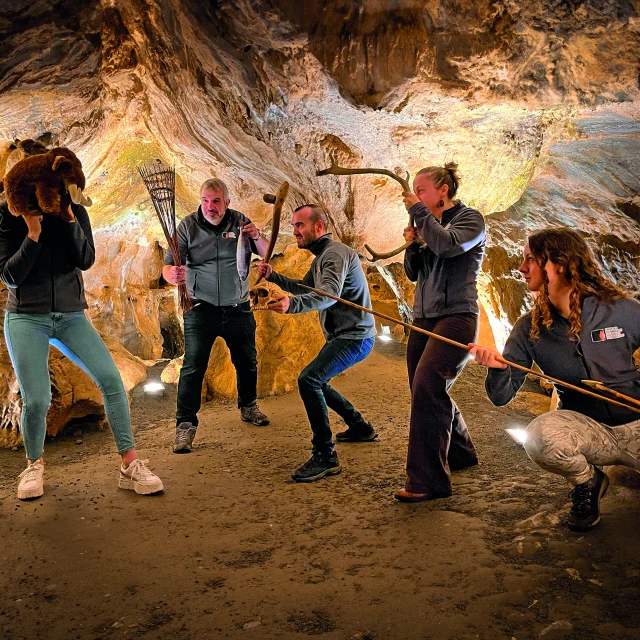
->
xmin=249 ymin=282 xmax=285 ymax=310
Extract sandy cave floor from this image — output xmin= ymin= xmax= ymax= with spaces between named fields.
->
xmin=0 ymin=341 xmax=639 ymax=640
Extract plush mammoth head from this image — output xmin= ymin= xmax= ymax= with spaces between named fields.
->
xmin=49 ymin=147 xmax=92 ymax=207
xmin=3 ymin=146 xmax=92 ymax=218
xmin=249 ymin=282 xmax=286 ymax=310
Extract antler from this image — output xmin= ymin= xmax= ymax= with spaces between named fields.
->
xmin=316 ymin=159 xmax=411 ymax=193
xmin=315 ymin=160 xmax=421 ymax=261
xmin=256 ymin=181 xmax=289 ymax=284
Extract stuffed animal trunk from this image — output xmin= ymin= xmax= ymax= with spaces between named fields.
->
xmin=4 ymin=147 xmax=92 ymax=219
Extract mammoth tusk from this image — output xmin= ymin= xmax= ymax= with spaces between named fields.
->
xmin=79 ymin=191 xmax=92 ymax=207
xmin=316 ymin=160 xmax=421 ymax=262
xmin=68 ymin=183 xmax=81 ymax=204
xmin=256 ymin=181 xmax=289 ymax=285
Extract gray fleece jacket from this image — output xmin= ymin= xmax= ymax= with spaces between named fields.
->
xmin=165 ymin=207 xmax=257 ymax=307
xmin=404 ymin=202 xmax=485 ymax=318
xmin=486 ymin=296 xmax=640 ymax=426
xmin=267 ymin=234 xmax=376 ymax=341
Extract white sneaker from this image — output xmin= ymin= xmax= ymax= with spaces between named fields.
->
xmin=18 ymin=459 xmax=44 ymax=500
xmin=118 ymin=459 xmax=164 ymax=495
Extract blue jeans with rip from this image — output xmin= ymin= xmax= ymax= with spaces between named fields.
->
xmin=298 ymin=337 xmax=374 ymax=455
xmin=4 ymin=311 xmax=135 ymax=460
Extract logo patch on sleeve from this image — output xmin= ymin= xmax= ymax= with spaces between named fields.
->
xmin=591 ymin=326 xmax=625 ymax=342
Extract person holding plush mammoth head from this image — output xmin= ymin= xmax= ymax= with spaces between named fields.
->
xmin=0 ymin=141 xmax=163 ymax=500
xmin=397 ymin=162 xmax=486 ymax=503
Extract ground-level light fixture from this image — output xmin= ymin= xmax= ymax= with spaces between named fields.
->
xmin=144 ymin=381 xmax=166 ymax=396
xmin=505 ymin=428 xmax=528 ymax=445
xmin=377 ymin=325 xmax=393 ymax=342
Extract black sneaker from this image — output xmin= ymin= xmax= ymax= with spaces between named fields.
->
xmin=292 ymin=452 xmax=342 ymax=483
xmin=240 ymin=403 xmax=270 ymax=426
xmin=567 ymin=467 xmax=609 ymax=532
xmin=173 ymin=422 xmax=197 ymax=453
xmin=336 ymin=422 xmax=378 ymax=442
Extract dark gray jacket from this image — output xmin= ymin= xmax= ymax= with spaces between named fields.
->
xmin=268 ymin=234 xmax=376 ymax=341
xmin=404 ymin=202 xmax=485 ymax=318
xmin=486 ymin=296 xmax=640 ymax=426
xmin=165 ymin=207 xmax=257 ymax=307
xmin=0 ymin=202 xmax=94 ymax=313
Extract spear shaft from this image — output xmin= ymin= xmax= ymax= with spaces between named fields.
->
xmin=295 ymin=283 xmax=640 ymax=415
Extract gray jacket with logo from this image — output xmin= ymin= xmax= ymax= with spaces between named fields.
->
xmin=404 ymin=202 xmax=485 ymax=318
xmin=164 ymin=207 xmax=257 ymax=307
xmin=267 ymin=234 xmax=376 ymax=342
xmin=486 ymin=296 xmax=640 ymax=426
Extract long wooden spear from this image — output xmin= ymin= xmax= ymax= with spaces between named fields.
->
xmin=295 ymin=283 xmax=640 ymax=415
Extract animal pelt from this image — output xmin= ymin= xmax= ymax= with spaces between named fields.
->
xmin=3 ymin=147 xmax=92 ymax=221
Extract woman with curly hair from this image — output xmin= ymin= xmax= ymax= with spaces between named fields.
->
xmin=471 ymin=228 xmax=640 ymax=532
xmin=396 ymin=162 xmax=486 ymax=502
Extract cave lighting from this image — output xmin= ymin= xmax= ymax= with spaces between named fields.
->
xmin=377 ymin=325 xmax=393 ymax=342
xmin=143 ymin=381 xmax=166 ymax=396
xmin=505 ymin=428 xmax=528 ymax=445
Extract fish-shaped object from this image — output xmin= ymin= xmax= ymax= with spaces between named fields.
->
xmin=236 ymin=223 xmax=251 ymax=281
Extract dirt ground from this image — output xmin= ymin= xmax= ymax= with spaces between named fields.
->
xmin=0 ymin=341 xmax=638 ymax=640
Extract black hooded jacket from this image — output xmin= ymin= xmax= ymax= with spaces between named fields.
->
xmin=0 ymin=200 xmax=95 ymax=313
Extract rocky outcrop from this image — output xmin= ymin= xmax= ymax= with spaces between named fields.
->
xmin=482 ymin=110 xmax=640 ymax=340
xmin=83 ymin=222 xmax=180 ymax=360
xmin=271 ymin=0 xmax=640 ymax=107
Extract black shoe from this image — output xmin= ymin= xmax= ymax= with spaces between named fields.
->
xmin=335 ymin=422 xmax=378 ymax=442
xmin=240 ymin=403 xmax=270 ymax=426
xmin=567 ymin=467 xmax=609 ymax=532
xmin=173 ymin=422 xmax=197 ymax=453
xmin=292 ymin=452 xmax=342 ymax=483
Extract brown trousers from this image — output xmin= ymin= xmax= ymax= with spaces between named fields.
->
xmin=405 ymin=314 xmax=478 ymax=494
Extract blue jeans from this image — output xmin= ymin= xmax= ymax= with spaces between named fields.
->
xmin=298 ymin=337 xmax=374 ymax=454
xmin=4 ymin=311 xmax=135 ymax=460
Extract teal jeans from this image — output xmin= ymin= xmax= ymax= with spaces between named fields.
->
xmin=4 ymin=311 xmax=135 ymax=460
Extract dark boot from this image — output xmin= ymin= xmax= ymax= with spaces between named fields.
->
xmin=568 ymin=467 xmax=609 ymax=532
xmin=173 ymin=422 xmax=197 ymax=453
xmin=292 ymin=451 xmax=342 ymax=483
xmin=240 ymin=402 xmax=270 ymax=426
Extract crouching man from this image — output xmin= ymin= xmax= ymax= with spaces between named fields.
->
xmin=256 ymin=204 xmax=377 ymax=482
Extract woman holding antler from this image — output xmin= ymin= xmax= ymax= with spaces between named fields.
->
xmin=470 ymin=228 xmax=640 ymax=532
xmin=396 ymin=162 xmax=486 ymax=503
